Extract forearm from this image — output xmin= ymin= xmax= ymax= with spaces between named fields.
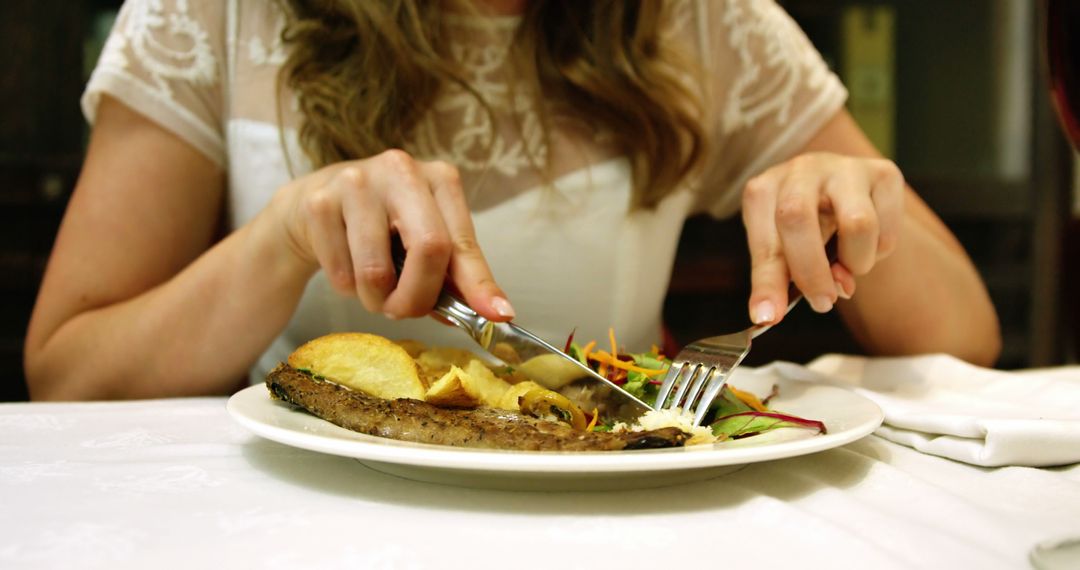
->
xmin=837 ymin=200 xmax=1002 ymax=366
xmin=26 ymin=211 xmax=316 ymax=400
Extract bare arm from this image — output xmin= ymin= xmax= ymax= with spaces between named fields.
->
xmin=743 ymin=110 xmax=1001 ymax=366
xmin=26 ymin=97 xmax=513 ymax=400
xmin=807 ymin=112 xmax=1001 ymax=365
xmin=24 ymin=97 xmax=316 ymax=399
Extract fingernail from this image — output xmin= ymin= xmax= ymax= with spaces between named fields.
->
xmin=751 ymin=300 xmax=776 ymax=324
xmin=383 ymin=312 xmax=399 ymax=321
xmin=835 ymin=280 xmax=852 ymax=300
xmin=809 ymin=295 xmax=834 ymax=313
xmin=491 ymin=296 xmax=515 ymax=319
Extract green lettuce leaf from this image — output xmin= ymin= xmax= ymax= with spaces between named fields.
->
xmin=711 ymin=411 xmax=827 ymax=439
xmin=710 ymin=386 xmax=755 ymax=417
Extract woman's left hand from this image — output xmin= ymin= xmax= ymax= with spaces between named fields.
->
xmin=741 ymin=151 xmax=905 ymax=325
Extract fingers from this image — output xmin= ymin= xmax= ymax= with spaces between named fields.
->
xmin=824 ymin=168 xmax=878 ymax=276
xmin=421 ymin=161 xmax=514 ymax=321
xmin=742 ymin=154 xmax=905 ymax=323
xmin=338 ymin=167 xmax=395 ymax=312
xmin=870 ymin=159 xmax=905 ymax=260
xmin=301 ymin=183 xmax=355 ymax=296
xmin=373 ymin=151 xmax=453 ymax=319
xmin=775 ymin=164 xmax=836 ymax=313
xmin=293 ymin=150 xmax=508 ymax=321
xmin=742 ymin=172 xmax=788 ymax=325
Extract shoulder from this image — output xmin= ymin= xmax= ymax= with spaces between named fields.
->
xmin=105 ymin=0 xmax=231 ymax=86
xmin=83 ymin=0 xmax=281 ymax=167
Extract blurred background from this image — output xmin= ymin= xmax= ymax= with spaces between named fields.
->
xmin=1 ymin=0 xmax=1076 ymax=402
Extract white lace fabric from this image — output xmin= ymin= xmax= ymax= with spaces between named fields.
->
xmin=84 ymin=0 xmax=228 ymax=165
xmin=81 ymin=0 xmax=847 ymax=378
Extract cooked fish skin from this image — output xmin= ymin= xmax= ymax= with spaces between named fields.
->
xmin=266 ymin=364 xmax=688 ymax=451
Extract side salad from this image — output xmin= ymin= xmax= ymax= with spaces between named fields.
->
xmin=563 ymin=328 xmax=826 ymax=441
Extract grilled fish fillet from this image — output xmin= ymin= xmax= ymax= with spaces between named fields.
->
xmin=266 ymin=363 xmax=688 ymax=451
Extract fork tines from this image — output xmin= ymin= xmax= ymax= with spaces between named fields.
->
xmin=654 ymin=339 xmax=749 ymax=427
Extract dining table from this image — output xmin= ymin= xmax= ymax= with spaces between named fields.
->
xmin=2 ymin=353 xmax=1079 ymax=569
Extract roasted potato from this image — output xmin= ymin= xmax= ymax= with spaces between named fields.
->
xmin=462 ymin=360 xmax=512 ymax=407
xmin=288 ymin=333 xmax=425 ymax=400
xmin=424 ymin=365 xmax=479 ymax=407
xmin=288 ymin=333 xmax=576 ymax=421
xmin=417 ymin=347 xmax=477 ymax=374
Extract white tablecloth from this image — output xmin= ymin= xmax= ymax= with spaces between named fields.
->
xmin=2 ymin=394 xmax=1079 ymax=569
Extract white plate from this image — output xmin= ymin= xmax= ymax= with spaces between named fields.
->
xmin=227 ymin=374 xmax=883 ymax=491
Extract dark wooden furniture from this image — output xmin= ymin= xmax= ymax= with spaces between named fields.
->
xmin=0 ymin=0 xmax=105 ymax=401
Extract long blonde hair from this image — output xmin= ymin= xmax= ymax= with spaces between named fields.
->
xmin=280 ymin=0 xmax=703 ymax=208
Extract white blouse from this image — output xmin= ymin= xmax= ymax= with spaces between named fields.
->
xmin=81 ymin=0 xmax=847 ymax=382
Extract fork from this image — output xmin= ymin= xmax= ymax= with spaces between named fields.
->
xmin=655 ymin=243 xmax=839 ymax=427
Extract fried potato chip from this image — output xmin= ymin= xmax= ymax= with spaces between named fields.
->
xmin=424 ymin=360 xmax=513 ymax=408
xmin=462 ymin=360 xmax=512 ymax=407
xmin=417 ymin=348 xmax=476 ymax=374
xmin=288 ymin=333 xmax=425 ymax=401
xmin=393 ymin=339 xmax=427 ymax=359
xmin=424 ymin=365 xmax=480 ymax=407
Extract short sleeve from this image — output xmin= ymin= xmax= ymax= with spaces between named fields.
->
xmin=82 ymin=0 xmax=227 ymax=167
xmin=691 ymin=0 xmax=849 ymax=219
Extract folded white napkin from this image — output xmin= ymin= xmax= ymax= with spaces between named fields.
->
xmin=754 ymin=354 xmax=1080 ymax=467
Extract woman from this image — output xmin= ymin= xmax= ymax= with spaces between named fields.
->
xmin=24 ymin=0 xmax=1000 ymax=400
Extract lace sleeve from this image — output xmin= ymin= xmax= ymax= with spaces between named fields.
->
xmin=693 ymin=0 xmax=848 ymax=219
xmin=82 ymin=0 xmax=227 ymax=167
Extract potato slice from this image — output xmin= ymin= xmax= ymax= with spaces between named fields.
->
xmin=417 ymin=348 xmax=476 ymax=374
xmin=462 ymin=360 xmax=512 ymax=407
xmin=425 ymin=366 xmax=480 ymax=407
xmin=288 ymin=333 xmax=425 ymax=400
xmin=393 ymin=339 xmax=427 ymax=359
xmin=424 ymin=360 xmax=513 ymax=408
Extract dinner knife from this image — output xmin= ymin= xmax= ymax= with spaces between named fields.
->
xmin=390 ymin=238 xmax=653 ymax=423
xmin=428 ymin=289 xmax=654 ymax=423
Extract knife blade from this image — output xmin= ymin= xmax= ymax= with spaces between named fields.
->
xmin=389 ymin=237 xmax=652 ymax=423
xmin=429 ymin=290 xmax=654 ymax=423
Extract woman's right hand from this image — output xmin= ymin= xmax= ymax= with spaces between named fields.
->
xmin=268 ymin=149 xmax=515 ymax=322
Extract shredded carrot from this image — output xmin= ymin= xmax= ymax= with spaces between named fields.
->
xmin=727 ymin=385 xmax=768 ymax=412
xmin=586 ymin=408 xmax=600 ymax=431
xmin=608 ymin=328 xmax=619 ymax=360
xmin=598 ymin=362 xmax=609 ymax=378
xmin=590 ymin=350 xmax=668 ymax=376
xmin=581 ymin=340 xmax=597 ymax=361
xmin=650 ymin=344 xmax=662 ymax=356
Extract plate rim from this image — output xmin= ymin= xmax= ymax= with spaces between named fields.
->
xmin=227 ymin=380 xmax=883 ymax=474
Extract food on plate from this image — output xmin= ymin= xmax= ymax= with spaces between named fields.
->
xmin=266 ymin=363 xmax=688 ymax=451
xmin=288 ymin=333 xmax=425 ymax=400
xmin=267 ymin=330 xmax=824 ymax=451
xmin=514 ymin=353 xmax=590 ymax=390
xmin=565 ymin=329 xmax=826 ymax=441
